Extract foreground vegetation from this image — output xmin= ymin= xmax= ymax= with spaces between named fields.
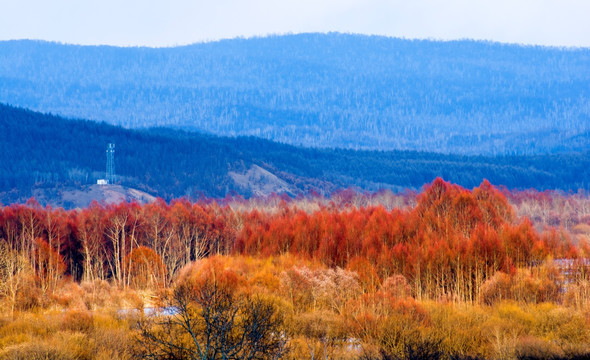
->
xmin=0 ymin=255 xmax=589 ymax=359
xmin=1 ymin=179 xmax=589 ymax=359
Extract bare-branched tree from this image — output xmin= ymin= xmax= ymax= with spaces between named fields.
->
xmin=137 ymin=279 xmax=288 ymax=359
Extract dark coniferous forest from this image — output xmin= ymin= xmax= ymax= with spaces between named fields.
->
xmin=0 ymin=33 xmax=589 ymax=155
xmin=1 ymin=103 xmax=588 ymax=207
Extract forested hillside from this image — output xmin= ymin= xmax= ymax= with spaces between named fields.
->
xmin=1 ymin=34 xmax=589 ymax=154
xmin=1 ymin=103 xmax=589 ymax=207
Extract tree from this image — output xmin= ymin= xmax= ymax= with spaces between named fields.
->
xmin=35 ymin=237 xmax=66 ymax=294
xmin=0 ymin=241 xmax=32 ymax=315
xmin=76 ymin=202 xmax=108 ymax=282
xmin=137 ymin=279 xmax=288 ymax=360
xmin=124 ymin=246 xmax=166 ymax=289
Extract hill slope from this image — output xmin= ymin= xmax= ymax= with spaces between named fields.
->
xmin=29 ymin=184 xmax=156 ymax=209
xmin=1 ymin=103 xmax=589 ymax=207
xmin=1 ymin=34 xmax=589 ymax=155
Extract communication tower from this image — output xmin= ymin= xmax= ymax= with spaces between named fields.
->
xmin=106 ymin=143 xmax=115 ymax=184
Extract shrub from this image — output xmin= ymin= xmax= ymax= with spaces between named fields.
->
xmin=480 ymin=272 xmax=512 ymax=305
xmin=137 ymin=279 xmax=288 ymax=359
xmin=515 ymin=335 xmax=564 ymax=360
xmin=61 ymin=310 xmax=94 ymax=333
xmin=0 ymin=342 xmax=74 ymax=360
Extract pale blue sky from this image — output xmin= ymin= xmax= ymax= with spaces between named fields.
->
xmin=1 ymin=0 xmax=589 ymax=47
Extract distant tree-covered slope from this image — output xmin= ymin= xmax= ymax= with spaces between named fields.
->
xmin=0 ymin=103 xmax=588 ymax=207
xmin=1 ymin=34 xmax=589 ymax=155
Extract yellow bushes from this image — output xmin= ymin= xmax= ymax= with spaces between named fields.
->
xmin=564 ymin=280 xmax=590 ymax=308
xmin=0 ymin=255 xmax=589 ymax=359
xmin=427 ymin=303 xmax=489 ymax=358
xmin=0 ymin=311 xmax=136 ymax=360
xmin=349 ymin=300 xmax=590 ymax=359
xmin=287 ymin=310 xmax=354 ymax=360
xmin=480 ymin=264 xmax=564 ymax=306
xmin=480 ymin=302 xmax=590 ymax=359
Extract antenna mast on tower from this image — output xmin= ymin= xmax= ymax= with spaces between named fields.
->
xmin=106 ymin=143 xmax=115 ymax=184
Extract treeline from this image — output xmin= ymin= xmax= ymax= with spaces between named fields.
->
xmin=1 ymin=103 xmax=589 ymax=206
xmin=2 ymin=180 xmax=590 ymax=359
xmin=504 ymin=188 xmax=590 ymax=233
xmin=1 ymin=179 xmax=588 ymax=304
xmin=234 ymin=179 xmax=588 ymax=302
xmin=1 ymin=34 xmax=589 ymax=154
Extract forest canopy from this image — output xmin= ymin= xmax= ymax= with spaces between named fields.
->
xmin=1 ymin=34 xmax=589 ymax=155
xmin=1 ymin=103 xmax=589 ymax=206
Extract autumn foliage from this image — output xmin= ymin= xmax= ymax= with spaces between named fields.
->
xmin=0 ymin=179 xmax=588 ymax=301
xmin=1 ymin=179 xmax=590 ymax=359
xmin=234 ymin=179 xmax=586 ymax=302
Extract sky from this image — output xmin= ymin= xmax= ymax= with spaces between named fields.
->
xmin=1 ymin=0 xmax=589 ymax=47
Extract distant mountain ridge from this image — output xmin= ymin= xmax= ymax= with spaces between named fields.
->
xmin=1 ymin=33 xmax=589 ymax=155
xmin=1 ymin=103 xmax=589 ymax=208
